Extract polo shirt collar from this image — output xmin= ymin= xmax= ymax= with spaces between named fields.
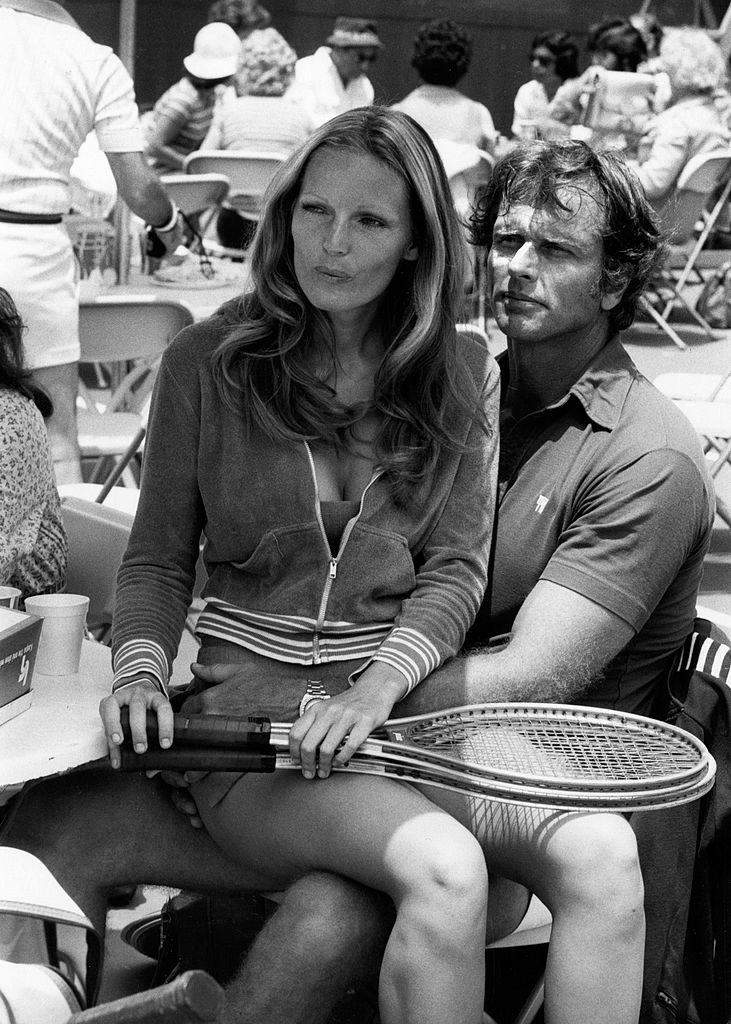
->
xmin=566 ymin=336 xmax=639 ymax=430
xmin=499 ymin=335 xmax=638 ymax=431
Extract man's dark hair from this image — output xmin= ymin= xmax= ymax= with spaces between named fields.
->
xmin=470 ymin=140 xmax=665 ymax=333
xmin=530 ymin=30 xmax=579 ymax=82
xmin=411 ymin=19 xmax=472 ymax=87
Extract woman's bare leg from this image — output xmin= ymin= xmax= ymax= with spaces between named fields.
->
xmin=434 ymin=794 xmax=645 ymax=1024
xmin=193 ymin=771 xmax=488 ymax=1024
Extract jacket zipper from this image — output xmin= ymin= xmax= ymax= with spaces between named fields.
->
xmin=304 ymin=442 xmax=383 ymax=663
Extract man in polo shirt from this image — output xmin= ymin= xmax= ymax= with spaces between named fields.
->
xmin=407 ymin=138 xmax=714 ymax=722
xmin=5 ymin=141 xmax=715 ymax=1022
xmin=291 ymin=16 xmax=383 ymax=127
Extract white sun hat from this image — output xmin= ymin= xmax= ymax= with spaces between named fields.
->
xmin=183 ymin=22 xmax=241 ymax=81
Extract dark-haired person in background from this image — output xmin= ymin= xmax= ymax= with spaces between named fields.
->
xmin=547 ymin=16 xmax=653 ymax=153
xmin=393 ymin=18 xmax=497 ymax=155
xmin=512 ymin=30 xmax=579 ymax=140
xmin=0 ymin=287 xmax=66 ymax=597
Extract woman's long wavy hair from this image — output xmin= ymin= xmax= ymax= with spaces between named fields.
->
xmin=0 ymin=288 xmax=52 ymax=417
xmin=211 ymin=106 xmax=486 ymax=502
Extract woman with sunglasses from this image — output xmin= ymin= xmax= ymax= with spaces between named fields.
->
xmin=512 ymin=30 xmax=579 ymax=140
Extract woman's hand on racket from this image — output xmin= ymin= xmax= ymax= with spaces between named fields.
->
xmin=99 ymin=677 xmax=174 ymax=769
xmin=290 ymin=665 xmax=407 ymax=779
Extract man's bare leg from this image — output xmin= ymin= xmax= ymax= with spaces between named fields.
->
xmin=223 ymin=873 xmax=393 ymax=1024
xmin=31 ymin=362 xmax=82 ymax=484
xmin=3 ymin=768 xmax=393 ymax=1024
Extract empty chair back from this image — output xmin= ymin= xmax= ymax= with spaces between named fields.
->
xmin=184 ymin=150 xmax=288 ymax=206
xmin=60 ymin=496 xmax=134 ymax=635
xmin=665 ymin=149 xmax=731 ymax=244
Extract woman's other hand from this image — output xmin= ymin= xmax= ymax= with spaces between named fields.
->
xmin=290 ymin=665 xmax=407 ymax=780
xmin=99 ymin=677 xmax=174 ymax=769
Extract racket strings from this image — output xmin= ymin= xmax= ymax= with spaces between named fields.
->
xmin=400 ymin=712 xmax=703 ymax=783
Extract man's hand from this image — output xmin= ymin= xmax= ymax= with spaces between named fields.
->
xmin=161 ymin=770 xmax=203 ymax=829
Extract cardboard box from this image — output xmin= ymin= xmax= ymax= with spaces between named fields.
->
xmin=0 ymin=607 xmax=43 ymax=726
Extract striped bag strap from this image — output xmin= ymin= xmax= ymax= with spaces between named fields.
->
xmin=678 ymin=625 xmax=731 ymax=687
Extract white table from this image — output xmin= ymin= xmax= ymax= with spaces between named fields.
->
xmin=0 ymin=640 xmax=111 ymax=792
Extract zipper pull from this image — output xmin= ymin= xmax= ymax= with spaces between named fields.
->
xmin=329 ymin=559 xmax=338 ymax=579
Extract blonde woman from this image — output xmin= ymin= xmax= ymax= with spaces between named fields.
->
xmin=103 ymin=107 xmax=500 ymax=1024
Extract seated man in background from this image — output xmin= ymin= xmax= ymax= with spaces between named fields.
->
xmin=4 ymin=139 xmax=714 ymax=1023
xmin=290 ymin=16 xmax=382 ymax=127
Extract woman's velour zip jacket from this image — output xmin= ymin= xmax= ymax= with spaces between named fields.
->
xmin=112 ymin=308 xmax=500 ymax=697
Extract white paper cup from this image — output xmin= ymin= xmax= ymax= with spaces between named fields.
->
xmin=24 ymin=593 xmax=89 ymax=675
xmin=0 ymin=586 xmax=21 ymax=608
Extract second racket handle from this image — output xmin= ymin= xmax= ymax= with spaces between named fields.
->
xmin=119 ymin=747 xmax=277 ymax=773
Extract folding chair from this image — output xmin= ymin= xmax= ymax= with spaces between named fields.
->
xmin=159 ymin=173 xmax=230 ymax=254
xmin=484 ymin=896 xmax=552 ymax=1024
xmin=60 ymin=494 xmax=134 ymax=640
xmin=674 ymin=397 xmax=731 ymax=526
xmin=654 ymin=368 xmax=731 ymax=403
xmin=77 ymin=295 xmax=193 ymax=484
xmin=0 ymin=847 xmax=101 ymax=1015
xmin=640 ymin=149 xmax=731 ymax=349
xmin=183 ymin=150 xmax=288 ymax=257
xmin=0 ymin=850 xmax=222 ymax=1024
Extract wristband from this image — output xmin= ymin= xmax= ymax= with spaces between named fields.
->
xmin=152 ymin=202 xmax=180 ymax=234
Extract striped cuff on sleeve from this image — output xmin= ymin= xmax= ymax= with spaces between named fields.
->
xmin=112 ymin=639 xmax=170 ymax=696
xmin=372 ymin=626 xmax=441 ymax=694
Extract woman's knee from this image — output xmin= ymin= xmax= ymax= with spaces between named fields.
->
xmin=546 ymin=814 xmax=644 ymax=920
xmin=402 ymin=824 xmax=488 ymax=921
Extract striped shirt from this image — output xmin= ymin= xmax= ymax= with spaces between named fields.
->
xmin=112 ymin=599 xmax=441 ymax=697
xmin=202 ymin=95 xmax=314 ymax=156
xmin=145 ymin=78 xmax=218 ymax=171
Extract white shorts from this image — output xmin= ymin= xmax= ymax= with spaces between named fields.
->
xmin=0 ymin=221 xmax=79 ymax=369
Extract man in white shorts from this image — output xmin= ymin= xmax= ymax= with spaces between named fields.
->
xmin=0 ymin=0 xmax=184 ymax=483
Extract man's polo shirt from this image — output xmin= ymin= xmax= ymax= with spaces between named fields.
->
xmin=469 ymin=337 xmax=715 ymax=716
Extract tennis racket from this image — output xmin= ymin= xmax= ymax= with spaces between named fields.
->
xmin=118 ymin=703 xmax=716 ymax=812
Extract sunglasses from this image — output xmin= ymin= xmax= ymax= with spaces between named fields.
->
xmin=352 ymin=49 xmax=378 ymax=63
xmin=531 ymin=54 xmax=555 ymax=68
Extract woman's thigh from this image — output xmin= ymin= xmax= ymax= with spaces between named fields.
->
xmin=424 ymin=787 xmax=635 ymax=906
xmin=193 ymin=770 xmax=480 ymax=898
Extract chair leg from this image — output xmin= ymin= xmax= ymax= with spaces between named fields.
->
xmin=511 ymin=974 xmax=546 ymax=1024
xmin=95 ymin=427 xmax=146 ymax=502
xmin=638 ymin=295 xmax=688 ymax=350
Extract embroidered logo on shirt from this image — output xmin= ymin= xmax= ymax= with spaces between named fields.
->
xmin=535 ymin=494 xmax=548 ymax=514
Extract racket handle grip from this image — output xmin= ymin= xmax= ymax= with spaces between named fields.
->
xmin=119 ymin=746 xmax=277 ymax=773
xmin=119 ymin=708 xmax=272 ymax=749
